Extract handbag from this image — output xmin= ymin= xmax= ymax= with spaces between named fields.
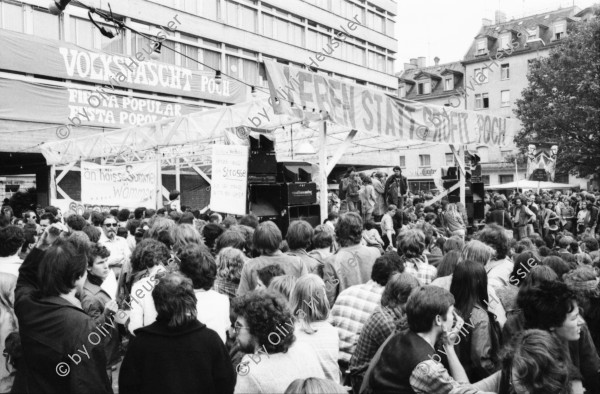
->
xmin=501 ymin=213 xmax=513 ymax=240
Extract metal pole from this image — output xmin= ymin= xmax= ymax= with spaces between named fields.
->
xmin=156 ymin=148 xmax=162 ymax=210
xmin=459 ymin=145 xmax=466 ymax=206
xmin=515 ymin=158 xmax=519 ymax=192
xmin=319 ymin=121 xmax=328 ymax=224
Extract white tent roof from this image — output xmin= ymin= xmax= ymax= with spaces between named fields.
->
xmin=488 ymin=180 xmax=579 ymax=190
xmin=38 ymin=96 xmax=445 ymax=167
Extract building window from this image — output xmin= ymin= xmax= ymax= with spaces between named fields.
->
xmin=399 ymin=155 xmax=406 ymax=168
xmin=100 ymin=23 xmax=125 ymax=54
xmin=399 ymin=85 xmax=406 ymax=98
xmin=69 ymin=17 xmax=94 ymax=48
xmin=419 ymin=154 xmax=431 ymax=167
xmin=417 ymin=81 xmax=431 ymax=95
xmin=501 ymin=90 xmax=510 ymax=107
xmin=199 ymin=47 xmax=221 ymax=70
xmin=1 ymin=1 xmax=24 ymax=32
xmin=32 ymin=7 xmax=61 ymax=40
xmin=445 ymin=153 xmax=455 ymax=165
xmin=224 ymin=0 xmax=257 ymax=32
xmin=553 ymin=21 xmax=566 ymax=40
xmin=180 ymin=43 xmax=199 ymax=70
xmin=501 ymin=63 xmax=510 ymax=80
xmin=475 ymin=93 xmax=489 ymax=109
xmin=474 ymin=68 xmax=488 ymax=84
xmin=501 ymin=150 xmax=512 ymax=160
xmin=499 ymin=174 xmax=514 ymax=184
xmin=499 ymin=33 xmax=511 ymax=50
xmin=476 ymin=38 xmax=487 ymax=55
xmin=527 ymin=27 xmax=538 ymax=40
xmin=444 ymin=77 xmax=454 ymax=91
xmin=200 ymin=0 xmax=219 ymax=19
xmin=481 ymin=175 xmax=490 ymax=185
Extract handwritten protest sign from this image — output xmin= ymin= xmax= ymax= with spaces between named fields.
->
xmin=81 ymin=162 xmax=157 ymax=208
xmin=264 ymin=60 xmax=519 ymax=147
xmin=210 ymin=144 xmax=249 ymax=215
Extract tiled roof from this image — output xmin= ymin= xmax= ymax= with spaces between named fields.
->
xmin=463 ymin=6 xmax=579 ymax=63
xmin=396 ymin=61 xmax=464 ymax=101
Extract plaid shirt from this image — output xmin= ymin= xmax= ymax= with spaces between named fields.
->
xmin=349 ymin=305 xmax=406 ymax=377
xmin=410 ymin=360 xmax=489 ymax=394
xmin=329 ymin=280 xmax=384 ymax=363
xmin=403 ymin=255 xmax=437 ymax=285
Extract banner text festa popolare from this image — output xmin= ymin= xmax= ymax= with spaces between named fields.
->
xmin=264 ymin=60 xmax=519 ymax=147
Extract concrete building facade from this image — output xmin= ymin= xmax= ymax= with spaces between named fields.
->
xmin=0 ymin=0 xmax=398 ymax=207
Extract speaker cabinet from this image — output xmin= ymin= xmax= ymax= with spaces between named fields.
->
xmin=279 ymin=204 xmax=321 ymax=236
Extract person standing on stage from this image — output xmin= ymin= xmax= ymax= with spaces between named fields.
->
xmin=385 ymin=166 xmax=408 ymax=209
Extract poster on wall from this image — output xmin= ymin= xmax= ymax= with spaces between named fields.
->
xmin=81 ymin=162 xmax=157 ymax=208
xmin=210 ymin=144 xmax=248 ymax=215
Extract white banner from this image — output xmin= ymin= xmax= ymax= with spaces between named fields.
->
xmin=264 ymin=60 xmax=519 ymax=147
xmin=210 ymin=144 xmax=249 ymax=215
xmin=81 ymin=162 xmax=157 ymax=208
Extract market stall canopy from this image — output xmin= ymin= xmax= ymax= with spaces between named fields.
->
xmin=488 ymin=180 xmax=579 ymax=190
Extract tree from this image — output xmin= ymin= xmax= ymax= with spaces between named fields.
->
xmin=514 ymin=8 xmax=600 ymax=177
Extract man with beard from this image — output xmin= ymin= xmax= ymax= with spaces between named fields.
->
xmin=99 ymin=215 xmax=130 ymax=300
xmin=232 ymin=290 xmax=324 ymax=393
xmin=384 ymin=166 xmax=408 ymax=209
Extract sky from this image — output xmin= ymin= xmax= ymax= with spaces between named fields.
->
xmin=395 ymin=0 xmax=598 ymax=72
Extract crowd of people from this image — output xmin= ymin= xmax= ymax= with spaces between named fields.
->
xmin=1 ymin=185 xmax=600 ymax=393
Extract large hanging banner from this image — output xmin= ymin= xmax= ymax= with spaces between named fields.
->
xmin=81 ymin=162 xmax=157 ymax=208
xmin=210 ymin=144 xmax=248 ymax=215
xmin=0 ymin=78 xmax=207 ymax=128
xmin=264 ymin=60 xmax=519 ymax=147
xmin=0 ymin=29 xmax=246 ymax=104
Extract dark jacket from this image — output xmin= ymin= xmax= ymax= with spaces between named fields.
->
xmin=12 ymin=249 xmax=112 ymax=394
xmin=119 ymin=319 xmax=236 ymax=394
xmin=81 ymin=279 xmax=121 ymax=366
xmin=392 ymin=210 xmax=410 ymax=233
xmin=486 ymin=209 xmax=512 ymax=229
xmin=367 ymin=330 xmax=433 ymax=394
xmin=384 ymin=176 xmax=408 ymax=206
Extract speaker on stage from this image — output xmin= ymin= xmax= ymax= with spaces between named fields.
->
xmin=248 ymin=135 xmax=277 ymax=183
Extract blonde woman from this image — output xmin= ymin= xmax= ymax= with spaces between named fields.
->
xmin=290 ymin=274 xmax=340 ymax=383
xmin=0 ymin=273 xmax=17 ymax=386
xmin=443 ymin=203 xmax=466 ymax=239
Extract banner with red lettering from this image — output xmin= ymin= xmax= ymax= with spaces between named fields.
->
xmin=264 ymin=60 xmax=519 ymax=147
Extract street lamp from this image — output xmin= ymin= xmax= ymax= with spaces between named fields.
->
xmin=49 ymin=0 xmax=72 ymax=15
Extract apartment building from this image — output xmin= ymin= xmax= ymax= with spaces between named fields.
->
xmin=395 ymin=57 xmax=465 ymax=192
xmin=395 ymin=6 xmax=591 ymax=190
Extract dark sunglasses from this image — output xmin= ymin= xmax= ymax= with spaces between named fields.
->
xmin=104 ymin=223 xmax=118 ymax=227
